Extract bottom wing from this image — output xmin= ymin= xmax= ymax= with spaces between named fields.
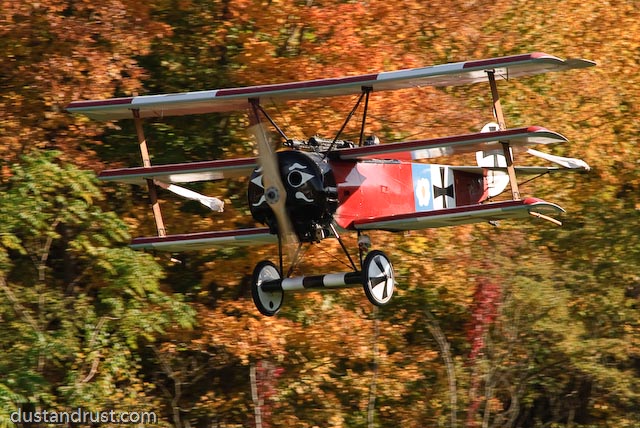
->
xmin=130 ymin=228 xmax=276 ymax=252
xmin=352 ymin=198 xmax=564 ymax=231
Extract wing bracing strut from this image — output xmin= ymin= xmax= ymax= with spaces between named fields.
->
xmin=487 ymin=70 xmax=520 ymax=200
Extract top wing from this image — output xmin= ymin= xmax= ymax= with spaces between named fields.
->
xmin=331 ymin=126 xmax=567 ymax=161
xmin=66 ymin=53 xmax=595 ymax=121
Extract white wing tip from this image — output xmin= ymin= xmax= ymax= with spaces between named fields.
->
xmin=200 ymin=197 xmax=224 ymax=212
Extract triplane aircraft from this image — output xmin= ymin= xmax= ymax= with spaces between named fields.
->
xmin=67 ymin=52 xmax=595 ymax=316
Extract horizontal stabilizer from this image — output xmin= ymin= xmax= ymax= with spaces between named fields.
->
xmin=526 ymin=148 xmax=590 ymax=171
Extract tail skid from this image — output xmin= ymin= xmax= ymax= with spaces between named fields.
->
xmin=530 ymin=210 xmax=562 ymax=226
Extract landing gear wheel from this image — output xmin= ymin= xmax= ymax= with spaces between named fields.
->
xmin=362 ymin=250 xmax=395 ymax=306
xmin=251 ymin=261 xmax=284 ymax=316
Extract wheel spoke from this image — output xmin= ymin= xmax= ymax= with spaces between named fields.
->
xmin=374 ymin=256 xmax=387 ymax=274
xmin=362 ymin=251 xmax=395 ymax=306
xmin=370 ymin=275 xmax=387 ymax=287
xmin=373 ymin=256 xmax=392 ymax=299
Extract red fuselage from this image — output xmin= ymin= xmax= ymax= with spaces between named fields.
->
xmin=331 ymin=159 xmax=487 ymax=230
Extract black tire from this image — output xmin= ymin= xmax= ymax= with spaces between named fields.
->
xmin=251 ymin=260 xmax=284 ymax=316
xmin=362 ymin=250 xmax=395 ymax=306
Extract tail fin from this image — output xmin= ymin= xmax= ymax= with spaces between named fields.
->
xmin=476 ymin=123 xmax=510 ymax=197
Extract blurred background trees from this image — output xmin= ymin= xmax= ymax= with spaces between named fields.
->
xmin=1 ymin=0 xmax=638 ymax=426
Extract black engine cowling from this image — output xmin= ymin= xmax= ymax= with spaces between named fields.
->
xmin=248 ymin=151 xmax=337 ymax=242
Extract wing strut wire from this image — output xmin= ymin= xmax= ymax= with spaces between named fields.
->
xmin=330 ymin=223 xmax=359 ymax=271
xmin=328 ymin=86 xmax=372 ymax=152
xmin=358 ymin=86 xmax=372 ymax=147
xmin=249 ymin=99 xmax=290 ymax=142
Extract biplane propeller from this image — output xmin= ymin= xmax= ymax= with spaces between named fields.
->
xmin=67 ymin=52 xmax=595 ymax=316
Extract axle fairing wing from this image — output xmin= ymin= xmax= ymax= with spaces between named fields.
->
xmin=66 ymin=53 xmax=595 ymax=121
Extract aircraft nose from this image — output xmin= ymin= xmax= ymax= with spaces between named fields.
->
xmin=265 ymin=186 xmax=280 ymax=205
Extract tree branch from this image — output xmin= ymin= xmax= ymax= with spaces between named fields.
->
xmin=0 ymin=275 xmax=43 ymax=340
xmin=425 ymin=309 xmax=458 ymax=428
xmin=79 ymin=316 xmax=116 ymax=384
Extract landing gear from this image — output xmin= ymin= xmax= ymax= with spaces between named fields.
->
xmin=250 ymin=231 xmax=396 ymax=315
xmin=251 ymin=260 xmax=284 ymax=316
xmin=362 ymin=250 xmax=395 ymax=306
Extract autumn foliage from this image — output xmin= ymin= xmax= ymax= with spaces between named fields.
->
xmin=1 ymin=1 xmax=640 ymax=427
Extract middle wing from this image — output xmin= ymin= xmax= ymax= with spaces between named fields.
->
xmin=331 ymin=126 xmax=567 ymax=161
xmin=98 ymin=127 xmax=567 ymax=186
xmin=99 ymin=157 xmax=258 ymax=185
